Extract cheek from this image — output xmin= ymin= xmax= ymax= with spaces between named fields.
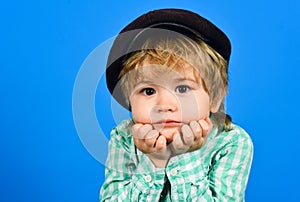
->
xmin=130 ymin=99 xmax=152 ymax=123
xmin=179 ymin=93 xmax=210 ymax=122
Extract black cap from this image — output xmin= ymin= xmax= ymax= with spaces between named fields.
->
xmin=106 ymin=8 xmax=231 ymax=110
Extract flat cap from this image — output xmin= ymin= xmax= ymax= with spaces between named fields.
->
xmin=106 ymin=8 xmax=231 ymax=110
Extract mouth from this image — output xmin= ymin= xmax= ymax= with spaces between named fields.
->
xmin=153 ymin=120 xmax=182 ymax=127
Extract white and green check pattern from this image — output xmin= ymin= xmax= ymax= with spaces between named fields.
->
xmin=100 ymin=119 xmax=253 ymax=202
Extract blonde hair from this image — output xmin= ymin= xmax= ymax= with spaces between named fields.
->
xmin=119 ymin=36 xmax=232 ymax=131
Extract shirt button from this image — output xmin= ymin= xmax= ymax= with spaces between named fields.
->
xmin=170 ymin=168 xmax=178 ymax=176
xmin=144 ymin=175 xmax=152 ymax=182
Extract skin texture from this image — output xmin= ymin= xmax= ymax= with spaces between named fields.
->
xmin=129 ymin=64 xmax=215 ymax=168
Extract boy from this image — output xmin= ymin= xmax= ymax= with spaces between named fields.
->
xmin=100 ymin=8 xmax=253 ymax=201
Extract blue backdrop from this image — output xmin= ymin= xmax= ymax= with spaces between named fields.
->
xmin=1 ymin=1 xmax=300 ymax=201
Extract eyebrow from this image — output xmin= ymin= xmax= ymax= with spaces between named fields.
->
xmin=173 ymin=77 xmax=198 ymax=83
xmin=133 ymin=75 xmax=199 ymax=89
xmin=134 ymin=79 xmax=153 ymax=85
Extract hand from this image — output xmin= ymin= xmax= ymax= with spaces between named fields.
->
xmin=132 ymin=123 xmax=171 ymax=168
xmin=170 ymin=117 xmax=213 ymax=155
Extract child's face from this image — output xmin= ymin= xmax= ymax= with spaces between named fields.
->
xmin=129 ymin=63 xmax=211 ymax=142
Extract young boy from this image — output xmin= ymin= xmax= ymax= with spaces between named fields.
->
xmin=100 ymin=8 xmax=253 ymax=201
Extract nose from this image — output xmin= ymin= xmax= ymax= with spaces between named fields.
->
xmin=154 ymin=89 xmax=178 ymax=112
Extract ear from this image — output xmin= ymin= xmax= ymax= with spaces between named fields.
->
xmin=210 ymin=94 xmax=224 ymax=113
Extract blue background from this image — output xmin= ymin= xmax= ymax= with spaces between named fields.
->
xmin=1 ymin=0 xmax=300 ymax=201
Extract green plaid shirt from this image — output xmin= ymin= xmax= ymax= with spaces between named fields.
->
xmin=100 ymin=119 xmax=253 ymax=202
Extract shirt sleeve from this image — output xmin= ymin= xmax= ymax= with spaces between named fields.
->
xmin=165 ymin=126 xmax=254 ymax=202
xmin=207 ymin=133 xmax=253 ymax=201
xmin=99 ymin=122 xmax=167 ymax=201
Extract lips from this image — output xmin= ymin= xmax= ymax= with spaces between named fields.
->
xmin=153 ymin=120 xmax=182 ymax=127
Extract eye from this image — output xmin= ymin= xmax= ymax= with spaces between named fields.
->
xmin=141 ymin=88 xmax=156 ymax=96
xmin=175 ymin=85 xmax=190 ymax=93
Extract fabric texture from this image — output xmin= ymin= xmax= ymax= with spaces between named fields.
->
xmin=100 ymin=119 xmax=253 ymax=202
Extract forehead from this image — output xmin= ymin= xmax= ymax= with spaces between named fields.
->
xmin=135 ymin=63 xmax=197 ymax=82
xmin=142 ymin=60 xmax=196 ymax=75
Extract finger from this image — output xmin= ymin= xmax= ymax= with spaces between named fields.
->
xmin=181 ymin=124 xmax=194 ymax=146
xmin=144 ymin=130 xmax=159 ymax=147
xmin=136 ymin=124 xmax=153 ymax=140
xmin=155 ymin=135 xmax=167 ymax=150
xmin=205 ymin=117 xmax=213 ymax=131
xmin=132 ymin=123 xmax=143 ymax=137
xmin=189 ymin=120 xmax=201 ymax=141
xmin=199 ymin=119 xmax=210 ymax=138
xmin=172 ymin=132 xmax=192 ymax=155
xmin=172 ymin=132 xmax=184 ymax=150
xmin=132 ymin=124 xmax=145 ymax=146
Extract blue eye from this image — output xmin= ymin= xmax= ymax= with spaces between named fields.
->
xmin=175 ymin=85 xmax=190 ymax=93
xmin=141 ymin=88 xmax=156 ymax=96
